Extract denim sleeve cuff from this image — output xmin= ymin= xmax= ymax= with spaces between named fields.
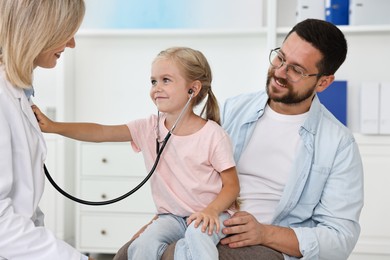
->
xmin=292 ymin=227 xmax=319 ymax=259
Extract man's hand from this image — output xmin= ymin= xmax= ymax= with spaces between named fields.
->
xmin=220 ymin=211 xmax=264 ymax=248
xmin=221 ymin=211 xmax=302 ymax=257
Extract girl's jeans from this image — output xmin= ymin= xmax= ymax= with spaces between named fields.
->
xmin=127 ymin=212 xmax=230 ymax=260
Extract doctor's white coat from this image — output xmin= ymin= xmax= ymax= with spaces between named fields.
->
xmin=0 ymin=66 xmax=82 ymax=260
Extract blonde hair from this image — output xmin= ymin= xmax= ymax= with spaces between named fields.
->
xmin=155 ymin=47 xmax=221 ymax=125
xmin=0 ymin=0 xmax=85 ymax=88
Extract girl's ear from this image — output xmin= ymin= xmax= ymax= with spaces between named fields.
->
xmin=316 ymin=75 xmax=335 ymax=93
xmin=189 ymin=80 xmax=202 ymax=96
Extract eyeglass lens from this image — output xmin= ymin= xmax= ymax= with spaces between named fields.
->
xmin=269 ymin=50 xmax=305 ymax=82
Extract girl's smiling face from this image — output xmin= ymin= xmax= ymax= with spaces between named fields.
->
xmin=150 ymin=58 xmax=190 ymax=115
xmin=34 ymin=37 xmax=76 ymax=68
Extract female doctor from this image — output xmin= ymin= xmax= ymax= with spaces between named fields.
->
xmin=0 ymin=1 xmax=92 ymax=259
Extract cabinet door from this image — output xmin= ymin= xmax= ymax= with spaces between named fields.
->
xmin=353 ymin=136 xmax=390 ymax=256
xmin=77 ymin=143 xmax=155 ymax=212
xmin=79 ymin=143 xmax=145 ymax=177
xmin=76 ymin=142 xmax=156 ymax=254
xmin=78 ymin=214 xmax=154 ymax=254
xmin=79 ymin=179 xmax=154 ymax=213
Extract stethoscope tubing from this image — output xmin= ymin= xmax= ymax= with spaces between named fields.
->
xmin=44 ymin=92 xmax=194 ymax=206
xmin=44 ymin=132 xmax=172 ymax=206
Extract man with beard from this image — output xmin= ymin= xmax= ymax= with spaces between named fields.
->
xmin=114 ymin=18 xmax=364 ymax=260
xmin=218 ymin=18 xmax=364 ymax=260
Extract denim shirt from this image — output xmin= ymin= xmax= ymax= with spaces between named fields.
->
xmin=221 ymin=91 xmax=364 ymax=260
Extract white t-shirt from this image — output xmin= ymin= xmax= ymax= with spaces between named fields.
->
xmin=237 ymin=105 xmax=308 ymax=224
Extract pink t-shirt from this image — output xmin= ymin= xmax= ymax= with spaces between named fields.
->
xmin=127 ymin=114 xmax=235 ymax=217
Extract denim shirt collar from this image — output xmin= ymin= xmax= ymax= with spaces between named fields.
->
xmin=300 ymin=94 xmax=321 ymax=136
xmin=246 ymin=91 xmax=268 ymax=124
xmin=257 ymin=93 xmax=321 ymax=136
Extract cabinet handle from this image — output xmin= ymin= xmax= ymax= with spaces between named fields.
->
xmin=101 ymin=194 xmax=107 ymax=199
xmin=101 ymin=158 xmax=107 ymax=163
xmin=101 ymin=230 xmax=107 ymax=236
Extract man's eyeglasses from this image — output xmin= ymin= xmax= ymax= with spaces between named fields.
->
xmin=269 ymin=48 xmax=325 ymax=83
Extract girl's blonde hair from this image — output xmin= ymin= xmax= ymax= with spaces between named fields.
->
xmin=0 ymin=0 xmax=85 ymax=88
xmin=155 ymin=47 xmax=221 ymax=125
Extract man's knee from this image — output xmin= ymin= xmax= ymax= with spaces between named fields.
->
xmin=217 ymin=244 xmax=284 ymax=260
xmin=161 ymin=242 xmax=176 ymax=260
xmin=113 ymin=239 xmax=133 ymax=260
xmin=114 ymin=236 xmax=284 ymax=260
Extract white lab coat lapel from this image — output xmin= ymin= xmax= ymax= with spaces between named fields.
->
xmin=7 ymin=81 xmax=47 ymax=155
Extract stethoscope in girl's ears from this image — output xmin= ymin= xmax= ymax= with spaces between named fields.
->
xmin=43 ymin=89 xmax=195 ymax=206
xmin=155 ymin=88 xmax=194 ymax=153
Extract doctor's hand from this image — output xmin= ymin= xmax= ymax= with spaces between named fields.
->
xmin=31 ymin=105 xmax=55 ymax=133
xmin=220 ymin=211 xmax=265 ymax=248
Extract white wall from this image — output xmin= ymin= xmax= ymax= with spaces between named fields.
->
xmin=69 ymin=32 xmax=268 ymax=124
xmin=34 ymin=29 xmax=390 ymax=132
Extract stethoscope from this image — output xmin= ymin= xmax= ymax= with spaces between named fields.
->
xmin=44 ymin=90 xmax=195 ymax=206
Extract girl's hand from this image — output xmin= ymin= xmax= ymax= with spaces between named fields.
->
xmin=187 ymin=207 xmax=220 ymax=235
xmin=31 ymin=105 xmax=54 ymax=133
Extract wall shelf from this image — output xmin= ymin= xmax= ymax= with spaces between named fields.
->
xmin=276 ymin=25 xmax=390 ymax=35
xmin=77 ymin=28 xmax=268 ymax=37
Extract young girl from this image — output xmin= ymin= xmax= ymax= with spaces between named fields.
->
xmin=33 ymin=47 xmax=239 ymax=259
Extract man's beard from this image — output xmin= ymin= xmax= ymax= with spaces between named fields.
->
xmin=266 ymin=70 xmax=316 ymax=105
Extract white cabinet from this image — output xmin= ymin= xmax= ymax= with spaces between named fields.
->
xmin=75 ymin=142 xmax=155 ymax=254
xmin=349 ymin=135 xmax=390 ymax=259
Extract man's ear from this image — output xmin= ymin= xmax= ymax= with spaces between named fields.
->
xmin=316 ymin=75 xmax=335 ymax=93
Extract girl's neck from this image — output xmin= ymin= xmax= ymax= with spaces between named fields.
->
xmin=165 ymin=112 xmax=206 ymax=136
